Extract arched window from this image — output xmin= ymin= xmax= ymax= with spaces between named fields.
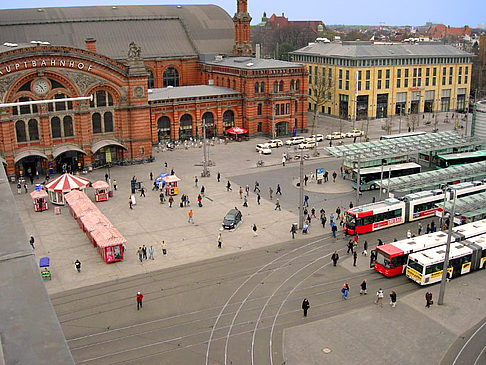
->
xmin=254 ymin=82 xmax=259 ymax=93
xmin=260 ymin=82 xmax=265 ymax=93
xmin=179 ymin=114 xmax=192 ymax=139
xmin=148 ymin=70 xmax=155 ymax=89
xmin=28 ymin=119 xmax=39 ymax=141
xmin=202 ymin=112 xmax=214 ymax=126
xmin=104 ymin=112 xmax=113 ymax=133
xmin=257 ymin=103 xmax=263 ymax=116
xmin=223 ymin=110 xmax=234 ymax=127
xmin=296 ymin=79 xmax=300 ymax=90
xmin=92 ymin=113 xmax=102 ymax=134
xmin=15 ymin=120 xmax=27 ymax=143
xmin=163 ymin=67 xmax=179 ymax=87
xmin=90 ymin=90 xmax=113 ymax=108
xmin=51 ymin=117 xmax=61 ymax=138
xmin=157 ymin=116 xmax=171 ymax=141
xmin=290 ymin=80 xmax=295 ymax=90
xmin=63 ymin=116 xmax=74 ymax=137
xmin=273 ymin=81 xmax=278 ymax=93
xmin=279 ymin=80 xmax=284 ymax=92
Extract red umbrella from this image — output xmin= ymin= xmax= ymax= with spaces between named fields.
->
xmin=226 ymin=127 xmax=248 ymax=134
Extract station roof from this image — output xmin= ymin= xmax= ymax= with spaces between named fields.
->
xmin=325 ymin=131 xmax=483 ymax=163
xmin=436 ymin=191 xmax=486 ymax=216
xmin=148 ymin=85 xmax=240 ymax=102
xmin=380 ymin=160 xmax=486 ymax=193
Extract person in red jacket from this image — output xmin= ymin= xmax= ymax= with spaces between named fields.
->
xmin=137 ymin=292 xmax=143 ymax=310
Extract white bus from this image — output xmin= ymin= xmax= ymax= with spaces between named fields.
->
xmin=352 ymin=162 xmax=421 ymax=190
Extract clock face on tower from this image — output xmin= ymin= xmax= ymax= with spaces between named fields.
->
xmin=32 ymin=79 xmax=50 ymax=95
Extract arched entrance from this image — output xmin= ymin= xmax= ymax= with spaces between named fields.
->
xmin=157 ymin=116 xmax=171 ymax=142
xmin=275 ymin=121 xmax=289 ymax=136
xmin=202 ymin=112 xmax=215 ymax=138
xmin=179 ymin=114 xmax=193 ymax=140
xmin=91 ymin=140 xmax=127 ymax=168
xmin=52 ymin=145 xmax=87 ymax=173
xmin=14 ymin=150 xmax=48 ymax=178
xmin=223 ymin=110 xmax=234 ymax=132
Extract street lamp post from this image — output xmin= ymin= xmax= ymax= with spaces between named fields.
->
xmin=201 ymin=119 xmax=210 ymax=177
xmin=298 ymin=149 xmax=304 ymax=229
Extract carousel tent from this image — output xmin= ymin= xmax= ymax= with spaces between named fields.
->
xmin=44 ymin=173 xmax=90 ymax=205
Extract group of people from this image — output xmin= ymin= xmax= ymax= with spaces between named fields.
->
xmin=136 ymin=245 xmax=155 ymax=262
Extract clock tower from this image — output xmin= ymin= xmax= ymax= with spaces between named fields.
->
xmin=233 ymin=0 xmax=252 ymax=55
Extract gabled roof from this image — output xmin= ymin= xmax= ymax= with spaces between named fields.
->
xmin=0 ymin=5 xmax=234 ymax=60
xmin=292 ymin=42 xmax=473 ymax=59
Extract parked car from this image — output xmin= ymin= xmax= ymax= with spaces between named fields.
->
xmin=267 ymin=139 xmax=284 ymax=148
xmin=256 ymin=143 xmax=272 ymax=154
xmin=326 ymin=132 xmax=345 ymax=140
xmin=298 ymin=141 xmax=318 ymax=149
xmin=345 ymin=129 xmax=365 ymax=138
xmin=285 ymin=136 xmax=306 ymax=146
xmin=306 ymin=134 xmax=324 ymax=142
xmin=222 ymin=208 xmax=242 ymax=230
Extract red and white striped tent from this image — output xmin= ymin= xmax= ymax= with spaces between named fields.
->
xmin=44 ymin=173 xmax=90 ymax=205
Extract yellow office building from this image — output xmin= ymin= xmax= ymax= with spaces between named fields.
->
xmin=291 ymin=41 xmax=473 ymax=120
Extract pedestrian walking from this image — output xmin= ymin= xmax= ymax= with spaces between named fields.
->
xmin=353 ymin=251 xmax=358 ymax=266
xmin=218 ymin=233 xmax=222 ymax=248
xmin=360 ymin=279 xmax=367 ymax=295
xmin=105 ymin=173 xmax=109 ymax=182
xmin=282 ymin=155 xmax=286 ymax=166
xmin=226 ymin=181 xmax=232 ymax=191
xmin=257 ymin=193 xmax=261 ymax=205
xmin=239 ymin=186 xmax=243 ymax=199
xmin=254 ymin=181 xmax=260 ymax=193
xmin=347 ymin=240 xmax=354 ymax=254
xmin=159 ymin=191 xmax=165 ymax=204
xmin=188 ymin=209 xmax=194 ymax=224
xmin=140 ymin=187 xmax=146 ymax=197
xmin=302 ymin=221 xmax=309 ymax=234
xmin=425 ymin=291 xmax=433 ymax=308
xmin=375 ymin=288 xmax=384 ymax=307
xmin=269 ymin=187 xmax=273 ymax=200
xmin=113 ymin=179 xmax=117 ymax=190
xmin=321 ymin=213 xmax=327 ymax=228
xmin=137 ymin=247 xmax=143 ymax=262
xmin=304 ymin=195 xmax=309 ymax=207
xmin=331 ymin=222 xmax=338 ymax=238
xmin=349 ymin=201 xmax=353 ymax=209
xmin=370 ymin=250 xmax=376 ymax=267
xmin=431 ymin=221 xmax=436 ymax=232
xmin=274 ymin=199 xmax=281 ymax=211
xmin=324 ymin=171 xmax=329 ymax=182
xmin=362 ymin=240 xmax=368 ymax=256
xmin=194 ymin=176 xmax=198 ymax=187
xmin=200 ymin=185 xmax=205 ymax=197
xmin=302 ymin=298 xmax=310 ymax=317
xmin=426 ymin=223 xmax=431 ymax=234
xmin=243 ymin=195 xmax=248 ymax=207
xmin=252 ymin=224 xmax=258 ymax=236
xmin=341 ymin=282 xmax=349 ymax=300
xmin=74 ymin=259 xmax=81 ymax=273
xmin=150 ymin=172 xmax=153 ymax=181
xmin=311 ymin=207 xmax=316 ymax=218
xmin=24 ymin=184 xmax=28 ymax=193
xmin=217 ymin=172 xmax=221 ymax=182
xmin=29 ymin=235 xmax=35 ymax=249
xmin=197 ymin=194 xmax=203 ymax=207
xmin=332 ymin=171 xmax=337 ymax=182
xmin=290 ymin=224 xmax=297 ymax=239
xmin=418 ymin=221 xmax=423 ymax=235
xmin=331 ymin=251 xmax=339 ymax=266
xmin=161 ymin=240 xmax=167 ymax=255
xmin=304 ymin=175 xmax=308 ymax=186
xmin=407 ymin=229 xmax=412 ymax=239
xmin=389 ymin=290 xmax=397 ymax=307
xmin=276 ymin=184 xmax=282 ymax=195
xmin=129 ymin=196 xmax=133 ymax=209
xmin=136 ymin=292 xmax=143 ymax=310
xmin=142 ymin=245 xmax=147 ymax=260
xmin=148 ymin=245 xmax=154 ymax=260
xmin=17 ymin=182 xmax=21 ymax=194
xmin=168 ymin=195 xmax=174 ymax=207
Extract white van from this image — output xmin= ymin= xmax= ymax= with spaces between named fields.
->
xmin=285 ymin=136 xmax=305 ymax=146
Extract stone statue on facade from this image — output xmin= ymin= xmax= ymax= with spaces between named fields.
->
xmin=128 ymin=42 xmax=141 ymax=60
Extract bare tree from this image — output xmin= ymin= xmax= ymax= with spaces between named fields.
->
xmin=309 ymin=70 xmax=334 ymax=135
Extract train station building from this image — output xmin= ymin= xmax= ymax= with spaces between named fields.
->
xmin=0 ymin=1 xmax=308 ymax=177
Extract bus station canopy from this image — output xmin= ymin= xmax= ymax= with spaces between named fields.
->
xmin=436 ymin=191 xmax=486 ymax=222
xmin=325 ymin=131 xmax=482 ymax=166
xmin=380 ymin=161 xmax=486 ymax=194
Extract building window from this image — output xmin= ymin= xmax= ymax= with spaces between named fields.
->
xmin=397 ymin=79 xmax=401 ymax=88
xmin=51 ymin=117 xmax=61 ymax=139
xmin=63 ymin=116 xmax=74 ymax=137
xmin=433 ymin=77 xmax=436 ymax=86
xmin=339 ymin=80 xmax=342 ymax=89
xmin=163 ymin=67 xmax=179 ymax=87
xmin=397 ymin=69 xmax=401 ymax=78
xmin=386 ymin=69 xmax=390 ymax=78
xmin=15 ymin=120 xmax=27 ymax=142
xmin=257 ymin=103 xmax=262 ymax=115
xmin=255 ymin=82 xmax=259 ymax=93
xmin=385 ymin=80 xmax=389 ymax=89
xmin=275 ymin=104 xmax=280 ymax=116
xmin=279 ymin=80 xmax=284 ymax=92
xmin=273 ymin=81 xmax=278 ymax=93
xmin=366 ymin=80 xmax=370 ymax=90
xmin=148 ymin=70 xmax=155 ymax=89
xmin=425 ymin=78 xmax=429 ymax=86
xmin=377 ymin=80 xmax=382 ymax=89
xmin=104 ymin=112 xmax=114 ymax=133
xmin=92 ymin=113 xmax=102 ymax=134
xmin=280 ymin=104 xmax=285 ymax=115
xmin=223 ymin=110 xmax=234 ymax=127
xmin=90 ymin=90 xmax=113 ymax=108
xmin=404 ymin=79 xmax=408 ymax=87
xmin=405 ymin=69 xmax=409 ymax=78
xmin=28 ymin=119 xmax=39 ymax=141
xmin=260 ymin=81 xmax=265 ymax=93
xmin=286 ymin=103 xmax=290 ymax=114
xmin=290 ymin=80 xmax=295 ymax=90
xmin=14 ymin=97 xmax=38 ymax=115
xmin=442 ymin=76 xmax=446 ymax=85
xmin=345 ymin=81 xmax=349 ymax=90
xmin=378 ymin=70 xmax=382 ymax=79
xmin=309 ymin=75 xmax=312 ymax=84
xmin=295 ymin=80 xmax=300 ymax=90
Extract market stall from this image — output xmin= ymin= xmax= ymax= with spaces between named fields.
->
xmin=90 ymin=226 xmax=126 ymax=263
xmin=225 ymin=127 xmax=249 ymax=141
xmin=156 ymin=172 xmax=168 ymax=189
xmin=30 ymin=189 xmax=48 ymax=212
xmin=92 ymin=180 xmax=110 ymax=202
xmin=162 ymin=175 xmax=181 ymax=196
xmin=44 ymin=173 xmax=90 ymax=205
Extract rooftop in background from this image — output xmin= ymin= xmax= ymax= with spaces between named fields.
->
xmin=379 ymin=161 xmax=486 ymax=193
xmin=202 ymin=56 xmax=305 ymax=70
xmin=148 ymin=85 xmax=240 ymax=102
xmin=0 ymin=5 xmax=235 ymax=60
xmin=0 ymin=168 xmax=74 ymax=364
xmin=326 ymin=131 xmax=483 ymax=163
xmin=291 ymin=41 xmax=473 ymax=59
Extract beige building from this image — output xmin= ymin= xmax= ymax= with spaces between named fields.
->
xmin=291 ymin=41 xmax=473 ymax=120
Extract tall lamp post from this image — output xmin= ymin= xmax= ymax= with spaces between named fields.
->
xmin=298 ymin=149 xmax=304 ymax=229
xmin=201 ymin=119 xmax=210 ymax=177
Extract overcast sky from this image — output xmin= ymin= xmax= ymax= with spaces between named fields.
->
xmin=1 ymin=0 xmax=484 ymax=28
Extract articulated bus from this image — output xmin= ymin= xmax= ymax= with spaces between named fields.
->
xmin=344 ymin=180 xmax=486 ymax=235
xmin=406 ymin=233 xmax=486 ymax=285
xmin=352 ymin=162 xmax=422 ymax=191
xmin=437 ymin=150 xmax=486 ymax=168
xmin=373 ymin=219 xmax=486 ymax=277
